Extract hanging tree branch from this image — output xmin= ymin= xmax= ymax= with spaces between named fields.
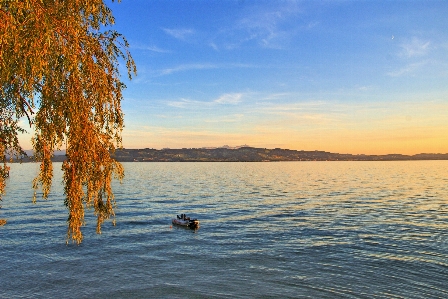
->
xmin=0 ymin=0 xmax=136 ymax=243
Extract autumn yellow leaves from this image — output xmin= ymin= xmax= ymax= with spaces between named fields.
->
xmin=0 ymin=0 xmax=135 ymax=243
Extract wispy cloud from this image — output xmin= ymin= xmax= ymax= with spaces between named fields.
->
xmin=163 ymin=28 xmax=195 ymax=41
xmin=166 ymin=92 xmax=245 ymax=109
xmin=123 ymin=125 xmax=253 ymax=149
xmin=133 ymin=45 xmax=171 ymax=53
xmin=211 ymin=2 xmax=303 ymax=50
xmin=261 ymin=101 xmax=326 ymax=112
xmin=214 ymin=93 xmax=243 ymax=104
xmin=357 ymin=85 xmax=374 ymax=92
xmin=205 ymin=114 xmax=244 ymax=123
xmin=209 ymin=42 xmax=219 ymax=51
xmin=258 ymin=92 xmax=292 ymax=101
xmin=386 ymin=36 xmax=434 ymax=77
xmin=238 ymin=2 xmax=302 ymax=48
xmin=400 ymin=37 xmax=430 ymax=58
xmin=166 ymin=98 xmax=204 ymax=109
xmin=157 ymin=63 xmax=256 ymax=76
xmin=255 ymin=101 xmax=338 ymax=126
xmin=159 ymin=63 xmax=217 ymax=75
xmin=387 ymin=60 xmax=428 ymax=77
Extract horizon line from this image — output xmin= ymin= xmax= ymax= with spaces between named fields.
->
xmin=21 ymin=146 xmax=448 ymax=157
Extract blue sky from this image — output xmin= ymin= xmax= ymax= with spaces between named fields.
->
xmin=22 ymin=0 xmax=448 ymax=154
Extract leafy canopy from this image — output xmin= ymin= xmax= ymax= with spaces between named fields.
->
xmin=0 ymin=0 xmax=136 ymax=243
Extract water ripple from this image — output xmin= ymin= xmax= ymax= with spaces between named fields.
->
xmin=1 ymin=161 xmax=448 ymax=298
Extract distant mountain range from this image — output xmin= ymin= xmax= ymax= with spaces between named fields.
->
xmin=13 ymin=146 xmax=448 ymax=162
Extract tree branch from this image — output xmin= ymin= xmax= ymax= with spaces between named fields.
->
xmin=19 ymin=94 xmax=34 ymax=128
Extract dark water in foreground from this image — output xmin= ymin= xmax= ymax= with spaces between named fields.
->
xmin=1 ymin=161 xmax=448 ymax=298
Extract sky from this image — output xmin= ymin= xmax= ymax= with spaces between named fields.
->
xmin=21 ymin=0 xmax=448 ymax=154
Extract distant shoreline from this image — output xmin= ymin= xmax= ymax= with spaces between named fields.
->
xmin=12 ymin=147 xmax=448 ymax=162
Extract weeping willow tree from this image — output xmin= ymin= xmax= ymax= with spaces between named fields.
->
xmin=0 ymin=0 xmax=136 ymax=243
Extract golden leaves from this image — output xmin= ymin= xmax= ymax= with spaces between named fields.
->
xmin=1 ymin=0 xmax=135 ymax=243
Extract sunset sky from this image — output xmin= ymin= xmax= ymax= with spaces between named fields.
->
xmin=20 ymin=0 xmax=448 ymax=154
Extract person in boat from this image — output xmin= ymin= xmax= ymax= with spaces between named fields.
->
xmin=177 ymin=214 xmax=191 ymax=221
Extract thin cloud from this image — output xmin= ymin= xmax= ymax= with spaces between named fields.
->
xmin=254 ymin=100 xmax=337 ymax=126
xmin=209 ymin=42 xmax=219 ymax=51
xmin=262 ymin=101 xmax=326 ymax=112
xmin=166 ymin=98 xmax=202 ymax=109
xmin=158 ymin=63 xmax=255 ymax=76
xmin=159 ymin=63 xmax=217 ymax=75
xmin=205 ymin=114 xmax=244 ymax=123
xmin=357 ymin=85 xmax=374 ymax=91
xmin=387 ymin=61 xmax=428 ymax=77
xmin=163 ymin=28 xmax=195 ymax=41
xmin=139 ymin=45 xmax=171 ymax=53
xmin=164 ymin=92 xmax=246 ymax=109
xmin=129 ymin=42 xmax=172 ymax=53
xmin=238 ymin=3 xmax=301 ymax=48
xmin=214 ymin=93 xmax=243 ymax=105
xmin=211 ymin=2 xmax=302 ymax=50
xmin=400 ymin=37 xmax=430 ymax=58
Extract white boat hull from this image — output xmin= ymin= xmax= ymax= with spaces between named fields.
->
xmin=172 ymin=218 xmax=199 ymax=229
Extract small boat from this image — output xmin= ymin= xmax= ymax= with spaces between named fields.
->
xmin=172 ymin=214 xmax=199 ymax=229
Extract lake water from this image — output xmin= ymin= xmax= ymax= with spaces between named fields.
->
xmin=1 ymin=161 xmax=448 ymax=298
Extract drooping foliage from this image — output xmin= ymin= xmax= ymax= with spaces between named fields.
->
xmin=0 ymin=0 xmax=136 ymax=243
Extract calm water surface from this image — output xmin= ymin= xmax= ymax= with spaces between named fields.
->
xmin=1 ymin=161 xmax=448 ymax=298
